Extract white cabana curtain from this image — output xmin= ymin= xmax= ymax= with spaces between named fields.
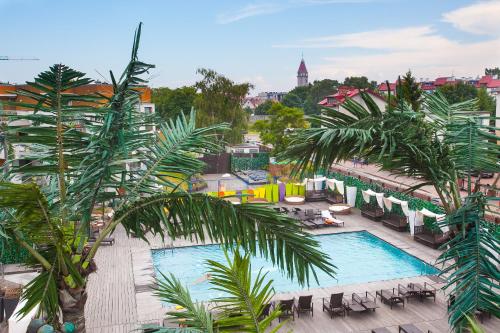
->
xmin=383 ymin=196 xmax=410 ymax=216
xmin=416 ymin=208 xmax=448 ymax=232
xmin=304 ymin=178 xmax=314 ymax=191
xmin=346 ymin=186 xmax=358 ymax=207
xmin=361 ymin=189 xmax=384 ymax=209
xmin=314 ymin=176 xmax=326 ymax=190
xmin=326 ymin=178 xmax=345 ymax=195
xmin=408 ymin=210 xmax=417 ymax=235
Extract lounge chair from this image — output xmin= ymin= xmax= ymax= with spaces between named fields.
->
xmin=88 ymin=231 xmax=115 ymax=245
xmin=399 ymin=323 xmax=432 ymax=333
xmin=277 ymin=299 xmax=294 ymax=322
xmin=411 ymin=282 xmax=436 ymax=302
xmin=258 ymin=303 xmax=272 ymax=321
xmin=292 ymin=207 xmax=302 ymax=214
xmin=320 ymin=210 xmax=345 ymax=227
xmin=353 ymin=292 xmax=378 ymax=311
xmin=398 ymin=283 xmax=421 ymax=302
xmin=372 ymin=328 xmax=391 ymax=333
xmin=376 ymin=288 xmax=405 ymax=309
xmin=322 ymin=292 xmax=346 ymax=319
xmin=344 ymin=298 xmax=367 ymax=315
xmin=280 ymin=207 xmax=290 ymax=214
xmin=300 ymin=218 xmax=319 ymax=229
xmin=294 ymin=295 xmax=313 ymax=317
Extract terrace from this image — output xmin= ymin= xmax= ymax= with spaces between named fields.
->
xmin=82 ymin=200 xmax=499 ymax=332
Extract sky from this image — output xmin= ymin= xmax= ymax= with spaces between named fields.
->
xmin=1 ymin=0 xmax=499 ymax=93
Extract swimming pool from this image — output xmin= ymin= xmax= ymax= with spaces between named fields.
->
xmin=152 ymin=231 xmax=439 ymax=302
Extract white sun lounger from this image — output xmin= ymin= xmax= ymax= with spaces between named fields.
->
xmin=321 ymin=210 xmax=345 ymax=227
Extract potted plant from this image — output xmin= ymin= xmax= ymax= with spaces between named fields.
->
xmin=3 ymin=286 xmax=22 ymax=321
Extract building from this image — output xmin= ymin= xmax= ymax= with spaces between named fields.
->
xmin=0 ymin=82 xmax=155 ymax=175
xmin=377 ymin=75 xmax=500 ymax=95
xmin=297 ymin=58 xmax=308 ymax=87
xmin=318 ymin=86 xmax=387 ymax=116
xmin=257 ymin=91 xmax=287 ymax=103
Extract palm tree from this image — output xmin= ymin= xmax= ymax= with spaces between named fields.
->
xmin=280 ymin=92 xmax=500 ymax=330
xmin=0 ymin=24 xmax=334 ymax=331
xmin=149 ymin=249 xmax=285 ymax=332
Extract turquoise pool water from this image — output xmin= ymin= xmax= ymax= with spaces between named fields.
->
xmin=152 ymin=231 xmax=439 ymax=302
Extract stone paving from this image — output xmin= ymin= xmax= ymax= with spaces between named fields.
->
xmin=84 ymin=201 xmax=500 ymax=332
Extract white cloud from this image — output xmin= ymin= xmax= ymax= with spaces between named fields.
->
xmin=443 ymin=0 xmax=500 ymax=36
xmin=216 ymin=3 xmax=283 ymax=24
xmin=216 ymin=0 xmax=378 ymax=24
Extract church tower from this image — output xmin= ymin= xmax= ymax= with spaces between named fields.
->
xmin=297 ymin=57 xmax=308 ymax=87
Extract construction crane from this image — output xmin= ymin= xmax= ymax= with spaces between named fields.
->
xmin=0 ymin=56 xmax=39 ymax=61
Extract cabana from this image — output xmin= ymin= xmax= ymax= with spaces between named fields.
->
xmin=305 ymin=176 xmax=327 ymax=202
xmin=413 ymin=208 xmax=449 ymax=248
xmin=360 ymin=189 xmax=384 ymax=221
xmin=326 ymin=178 xmax=345 ymax=204
xmin=381 ymin=196 xmax=409 ymax=232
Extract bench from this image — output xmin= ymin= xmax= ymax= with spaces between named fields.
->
xmin=381 ymin=213 xmax=408 ymax=232
xmin=414 ymin=226 xmax=449 ymax=249
xmin=360 ymin=204 xmax=384 ymax=221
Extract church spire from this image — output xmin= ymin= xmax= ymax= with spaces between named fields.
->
xmin=297 ymin=57 xmax=308 ymax=87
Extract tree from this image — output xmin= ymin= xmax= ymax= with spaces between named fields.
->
xmin=194 ymin=69 xmax=252 ymax=144
xmin=343 ymin=76 xmax=372 ymax=89
xmin=437 ymin=81 xmax=477 ymax=104
xmin=397 ymin=70 xmax=422 ymax=111
xmin=254 ymin=100 xmax=274 ymax=115
xmin=149 ymin=250 xmax=286 ymax=332
xmin=280 ymin=91 xmax=500 ymax=331
xmin=0 ymin=24 xmax=334 ymax=332
xmin=282 ymin=80 xmax=339 ymax=115
xmin=253 ymin=103 xmax=307 ymax=154
xmin=152 ymin=86 xmax=197 ymax=120
xmin=477 ymin=87 xmax=495 ymax=114
xmin=282 ymin=85 xmax=309 ymax=109
xmin=485 ymin=67 xmax=500 ymax=76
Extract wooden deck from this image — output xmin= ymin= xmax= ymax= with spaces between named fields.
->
xmin=84 ymin=201 xmax=500 ymax=332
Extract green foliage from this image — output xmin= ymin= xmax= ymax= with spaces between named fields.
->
xmin=476 ymin=88 xmax=495 ymax=114
xmin=437 ymin=194 xmax=500 ymax=330
xmin=0 ymin=236 xmax=30 ymax=264
xmin=282 ymin=79 xmax=339 ymax=115
xmin=343 ymin=76 xmax=375 ymax=89
xmin=397 ymin=70 xmax=422 ymax=111
xmin=253 ymin=103 xmax=307 ymax=154
xmin=231 ymin=153 xmax=269 ymax=172
xmin=152 ymin=86 xmax=197 ymax=120
xmin=484 ymin=67 xmax=500 ymax=76
xmin=154 ymin=250 xmax=285 ymax=333
xmin=194 ymin=68 xmax=252 ymax=144
xmin=254 ymin=100 xmax=274 ymax=115
xmin=437 ymin=81 xmax=477 ymax=104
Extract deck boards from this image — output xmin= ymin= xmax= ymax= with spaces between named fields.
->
xmin=84 ymin=201 xmax=500 ymax=332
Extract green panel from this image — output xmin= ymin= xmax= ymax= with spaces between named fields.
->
xmin=0 ymin=237 xmax=30 ymax=264
xmin=286 ymin=183 xmax=293 ymax=196
xmin=272 ymin=184 xmax=279 ymax=202
xmin=231 ymin=153 xmax=270 ymax=172
xmin=298 ymin=185 xmax=305 ymax=196
xmin=265 ymin=184 xmax=273 ymax=202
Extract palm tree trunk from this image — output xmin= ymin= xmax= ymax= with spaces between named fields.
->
xmin=60 ymin=287 xmax=87 ymax=332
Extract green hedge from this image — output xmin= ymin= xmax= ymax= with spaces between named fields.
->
xmin=0 ymin=237 xmax=30 ymax=264
xmin=231 ymin=153 xmax=269 ymax=172
xmin=327 ymin=171 xmax=443 ymax=228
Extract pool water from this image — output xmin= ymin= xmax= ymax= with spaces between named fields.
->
xmin=152 ymin=231 xmax=439 ymax=302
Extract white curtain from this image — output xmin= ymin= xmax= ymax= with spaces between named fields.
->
xmin=314 ymin=177 xmax=326 ymax=190
xmin=346 ymin=186 xmax=358 ymax=207
xmin=362 ymin=189 xmax=376 ymax=203
xmin=375 ymin=193 xmax=385 ymax=209
xmin=383 ymin=196 xmax=410 ymax=216
xmin=416 ymin=208 xmax=447 ymax=232
xmin=305 ymin=178 xmax=314 ymax=191
xmin=326 ymin=178 xmax=335 ymax=191
xmin=408 ymin=210 xmax=417 ymax=235
xmin=334 ymin=179 xmax=345 ymax=195
xmin=362 ymin=189 xmax=384 ymax=209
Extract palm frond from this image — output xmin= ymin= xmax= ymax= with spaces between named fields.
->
xmin=437 ymin=194 xmax=500 ymax=329
xmin=209 ymin=250 xmax=284 ymax=333
xmin=154 ymin=273 xmax=214 ymax=332
xmin=115 ymin=192 xmax=335 ymax=285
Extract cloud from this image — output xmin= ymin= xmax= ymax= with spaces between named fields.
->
xmin=216 ymin=0 xmax=378 ymax=24
xmin=443 ymin=0 xmax=500 ymax=36
xmin=273 ymin=23 xmax=500 ymax=82
xmin=216 ymin=3 xmax=283 ymax=24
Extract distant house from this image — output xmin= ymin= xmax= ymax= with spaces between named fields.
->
xmin=318 ymin=86 xmax=387 ymax=115
xmin=226 ymin=144 xmax=260 ymax=154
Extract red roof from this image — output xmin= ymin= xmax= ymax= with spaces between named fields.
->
xmin=297 ymin=59 xmax=308 ymax=74
xmin=477 ymin=75 xmax=500 ymax=88
xmin=378 ymin=82 xmax=396 ymax=92
xmin=318 ymin=86 xmax=385 ymax=107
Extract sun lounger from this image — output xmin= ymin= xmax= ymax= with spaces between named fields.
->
xmin=294 ymin=295 xmax=313 ymax=317
xmin=398 ymin=283 xmax=421 ymax=302
xmin=399 ymin=323 xmax=431 ymax=333
xmin=278 ymin=299 xmax=295 ymax=322
xmin=292 ymin=207 xmax=302 ymax=214
xmin=280 ymin=207 xmax=290 ymax=214
xmin=258 ymin=303 xmax=272 ymax=321
xmin=411 ymin=282 xmax=436 ymax=302
xmin=322 ymin=292 xmax=347 ymax=319
xmin=353 ymin=292 xmax=379 ymax=311
xmin=321 ymin=210 xmax=345 ymax=227
xmin=376 ymin=288 xmax=405 ymax=309
xmin=344 ymin=298 xmax=367 ymax=315
xmin=372 ymin=328 xmax=391 ymax=333
xmin=300 ymin=218 xmax=319 ymax=229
